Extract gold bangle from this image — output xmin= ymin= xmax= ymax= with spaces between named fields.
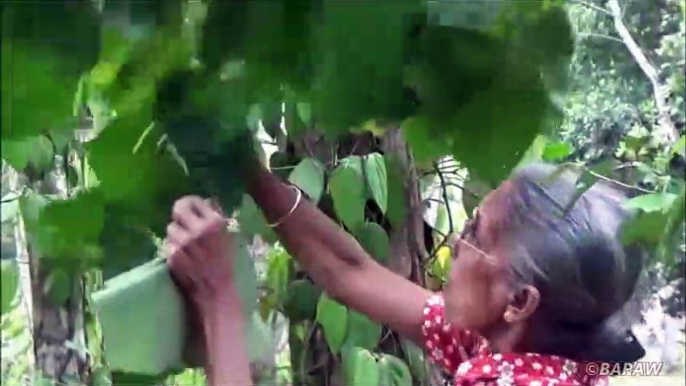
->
xmin=267 ymin=185 xmax=303 ymax=228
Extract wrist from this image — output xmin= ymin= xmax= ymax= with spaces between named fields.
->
xmin=245 ymin=161 xmax=273 ymax=197
xmin=195 ymin=285 xmax=242 ymax=318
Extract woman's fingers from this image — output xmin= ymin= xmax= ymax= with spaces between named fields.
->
xmin=172 ymin=196 xmax=206 ymax=229
xmin=166 ymin=222 xmax=189 ymax=247
xmin=166 ymin=219 xmax=209 ymax=264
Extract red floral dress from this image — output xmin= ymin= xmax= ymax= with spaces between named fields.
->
xmin=422 ymin=295 xmax=610 ymax=386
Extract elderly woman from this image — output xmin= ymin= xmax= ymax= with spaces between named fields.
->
xmin=165 ymin=161 xmax=646 ymax=386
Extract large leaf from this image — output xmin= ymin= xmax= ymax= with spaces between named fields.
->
xmin=1 ymin=260 xmax=19 ymax=315
xmin=341 ymin=347 xmax=380 ymax=386
xmin=288 ymin=158 xmax=326 ymax=204
xmin=316 ymin=293 xmax=348 ymax=353
xmin=1 ymin=135 xmax=54 ymax=172
xmin=98 ymin=204 xmax=158 ymax=280
xmin=624 ymin=193 xmax=678 ymax=213
xmin=355 ymin=222 xmax=391 ymax=263
xmin=312 ymin=1 xmax=422 ymax=132
xmin=265 ymin=247 xmax=291 ymax=304
xmin=20 ymin=190 xmax=104 ymax=263
xmin=405 ymin=2 xmax=573 ymax=184
xmin=378 ymin=354 xmax=413 ymax=386
xmin=344 ymin=311 xmax=382 ymax=350
xmin=283 ymin=279 xmax=321 ymax=322
xmin=2 ymin=1 xmax=100 ymax=140
xmin=621 ymin=191 xmax=682 ymax=251
xmin=329 ymin=164 xmax=366 ymax=231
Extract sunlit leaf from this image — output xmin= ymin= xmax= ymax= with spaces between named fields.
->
xmin=363 ymin=153 xmax=388 ymax=213
xmin=288 ymin=158 xmax=326 ymax=204
xmin=1 ymin=260 xmax=19 ymax=315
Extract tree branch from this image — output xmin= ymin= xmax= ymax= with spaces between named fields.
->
xmin=577 ymin=32 xmax=624 ymax=44
xmin=606 ymin=0 xmax=680 ymax=143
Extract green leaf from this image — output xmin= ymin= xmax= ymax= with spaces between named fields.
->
xmin=621 ymin=211 xmax=669 ymax=245
xmin=312 ymin=2 xmax=421 ymax=132
xmin=400 ymin=339 xmax=429 ymax=384
xmin=266 ymin=248 xmax=291 ymax=303
xmin=288 ymin=158 xmax=326 ymax=204
xmin=406 ymin=1 xmax=573 ymax=184
xmin=44 ymin=268 xmax=75 ymax=306
xmin=671 ymin=135 xmax=685 ymax=157
xmin=557 ymin=161 xmax=616 ymax=212
xmin=344 ymin=311 xmax=382 ymax=350
xmin=623 ymin=193 xmax=677 ymax=213
xmin=2 ymin=1 xmax=100 ymax=140
xmin=401 ymin=116 xmax=451 ymax=167
xmin=329 ymin=164 xmax=366 ymax=231
xmin=1 ymin=135 xmax=54 ymax=171
xmin=621 ymin=190 xmax=682 ymax=254
xmin=363 ymin=153 xmax=388 ymax=213
xmin=98 ymin=205 xmax=158 ymax=280
xmin=297 ymin=103 xmax=312 ymax=127
xmin=379 ymin=354 xmax=413 ymax=386
xmin=449 ymin=75 xmax=555 ymax=184
xmin=237 ymin=195 xmax=270 ymax=238
xmin=355 ymin=222 xmax=391 ymax=263
xmin=20 ymin=190 xmax=104 ymax=263
xmin=341 ymin=347 xmax=380 ymax=386
xmin=283 ymin=279 xmax=321 ymax=322
xmin=542 ymin=142 xmax=572 ymax=162
xmin=315 ymin=293 xmax=348 ymax=353
xmin=1 ymin=260 xmax=19 ymax=314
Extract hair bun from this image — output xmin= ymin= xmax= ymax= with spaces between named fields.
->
xmin=585 ymin=317 xmax=645 ymax=364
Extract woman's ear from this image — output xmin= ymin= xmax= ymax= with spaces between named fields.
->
xmin=503 ymin=285 xmax=540 ymax=324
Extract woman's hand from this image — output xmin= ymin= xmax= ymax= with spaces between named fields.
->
xmin=164 ymin=196 xmax=234 ymax=307
xmin=165 ymin=196 xmax=253 ymax=386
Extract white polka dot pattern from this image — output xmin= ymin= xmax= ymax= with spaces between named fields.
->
xmin=420 ymin=294 xmax=609 ymax=386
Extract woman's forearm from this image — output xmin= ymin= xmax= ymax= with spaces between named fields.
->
xmin=245 ymin=163 xmax=432 ymax=343
xmin=246 ymin=164 xmax=373 ymax=292
xmin=199 ymin=286 xmax=252 ymax=386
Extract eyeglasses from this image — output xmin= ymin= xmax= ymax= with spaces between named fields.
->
xmin=452 ymin=212 xmax=498 ymax=265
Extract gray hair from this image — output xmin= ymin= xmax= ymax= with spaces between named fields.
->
xmin=499 ymin=162 xmax=646 ymax=363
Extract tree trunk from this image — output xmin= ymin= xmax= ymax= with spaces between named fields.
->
xmin=2 ymin=162 xmax=36 ymax=386
xmin=607 ymin=0 xmax=680 ymax=144
xmin=27 ymin=154 xmax=91 ymax=384
xmin=288 ymin=128 xmax=433 ymax=385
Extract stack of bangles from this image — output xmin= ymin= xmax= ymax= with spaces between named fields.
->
xmin=267 ymin=184 xmax=304 ymax=228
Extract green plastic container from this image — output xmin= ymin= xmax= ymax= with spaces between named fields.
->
xmin=91 ymin=232 xmax=273 ymax=375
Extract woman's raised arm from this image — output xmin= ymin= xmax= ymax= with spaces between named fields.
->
xmin=246 ymin=163 xmax=432 ymax=344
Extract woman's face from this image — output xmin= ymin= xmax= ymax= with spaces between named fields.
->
xmin=442 ymin=186 xmax=515 ymax=333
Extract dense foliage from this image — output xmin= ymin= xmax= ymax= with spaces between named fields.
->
xmin=1 ymin=1 xmax=684 ymax=386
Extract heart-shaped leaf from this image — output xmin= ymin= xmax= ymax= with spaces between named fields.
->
xmin=316 ymin=293 xmax=348 ymax=353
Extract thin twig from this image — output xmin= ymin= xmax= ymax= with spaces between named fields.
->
xmin=434 ymin=162 xmax=454 ymax=234
xmin=585 ymin=168 xmax=655 ymax=194
xmin=571 ymin=0 xmax=613 ymax=16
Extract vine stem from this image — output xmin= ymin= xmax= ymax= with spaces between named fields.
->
xmin=584 ymin=168 xmax=655 ymax=195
